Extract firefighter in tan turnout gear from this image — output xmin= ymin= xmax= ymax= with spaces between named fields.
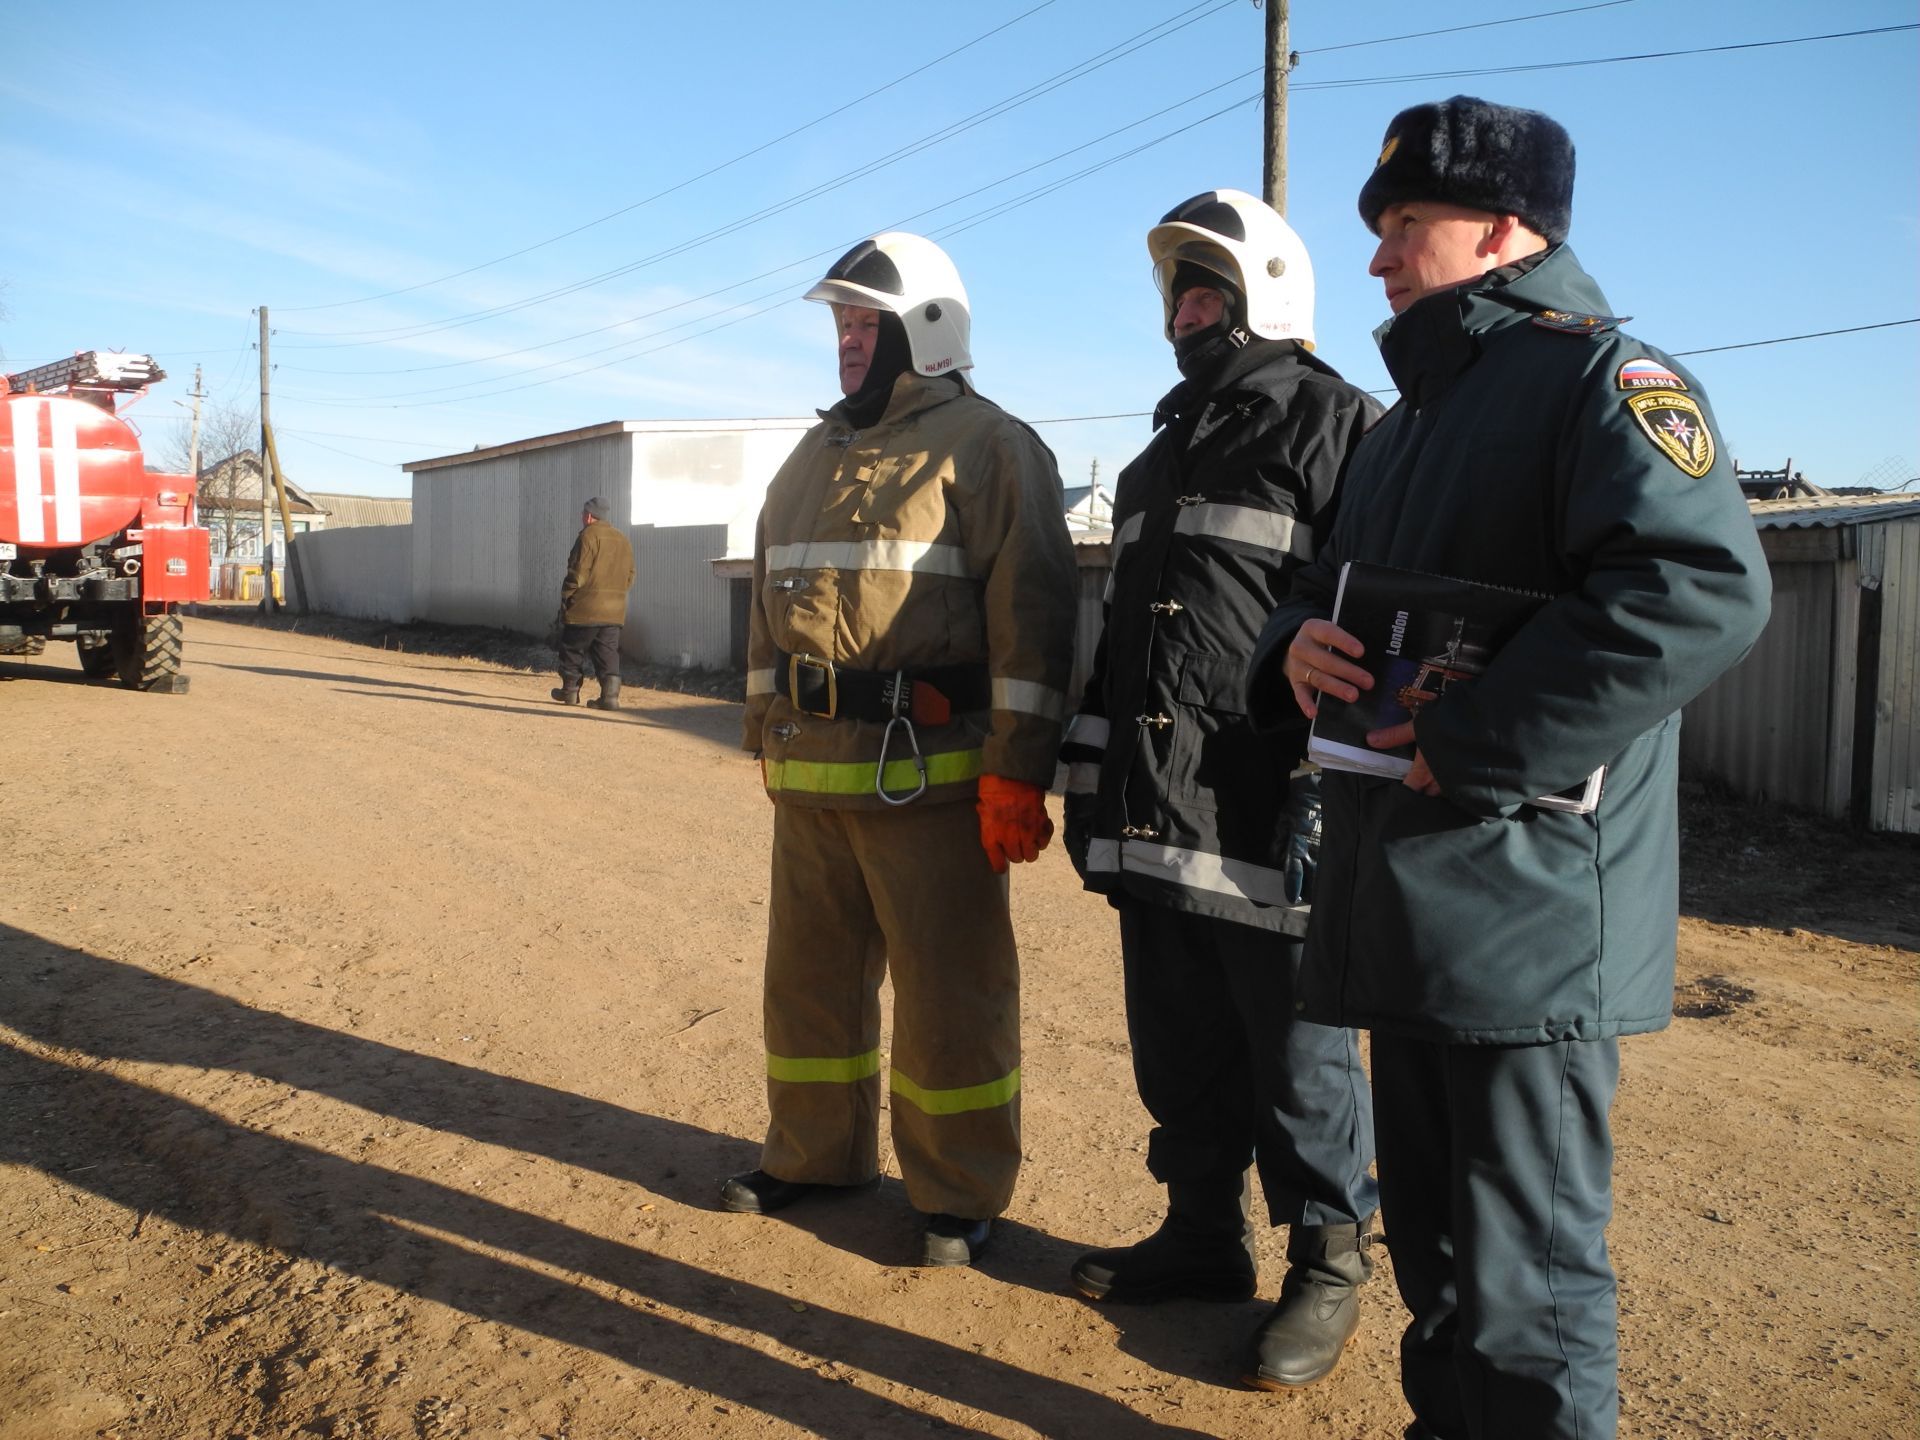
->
xmin=725 ymin=232 xmax=1078 ymax=1267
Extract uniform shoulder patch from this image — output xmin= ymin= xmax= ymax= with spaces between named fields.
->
xmin=1626 ymin=391 xmax=1715 ymax=478
xmin=1531 ymin=308 xmax=1628 ymax=336
xmin=1615 ymin=357 xmax=1688 ymax=392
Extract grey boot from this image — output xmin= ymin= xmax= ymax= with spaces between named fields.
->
xmin=1070 ymin=1174 xmax=1257 ymax=1303
xmin=550 ymin=681 xmax=581 ymax=705
xmin=593 ymin=675 xmax=622 ymax=710
xmin=1245 ymin=1220 xmax=1374 ymax=1390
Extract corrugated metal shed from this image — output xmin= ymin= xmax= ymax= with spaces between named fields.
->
xmin=1682 ymin=494 xmax=1920 ymax=833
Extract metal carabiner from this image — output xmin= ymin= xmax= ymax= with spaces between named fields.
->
xmin=875 ymin=713 xmax=929 ymax=806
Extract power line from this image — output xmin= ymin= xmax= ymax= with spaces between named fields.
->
xmin=272 ymin=3 xmax=1239 ymax=345
xmin=1670 ymin=318 xmax=1917 ymax=358
xmin=280 ymin=71 xmax=1263 ymax=386
xmin=270 ymin=17 xmax=1913 ymax=402
xmin=274 ymin=0 xmax=1068 ymax=314
xmin=1301 ymin=0 xmax=1639 ymax=56
xmin=1290 ymin=22 xmax=1916 ymax=91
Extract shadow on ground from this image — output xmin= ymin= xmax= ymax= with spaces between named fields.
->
xmin=0 ymin=924 xmax=1214 ymax=1437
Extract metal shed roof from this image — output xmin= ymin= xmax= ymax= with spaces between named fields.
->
xmin=1749 ymin=494 xmax=1920 ymax=529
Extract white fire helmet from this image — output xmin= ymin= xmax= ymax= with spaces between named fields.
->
xmin=804 ymin=232 xmax=973 ymax=377
xmin=1146 ymin=188 xmax=1315 ymax=349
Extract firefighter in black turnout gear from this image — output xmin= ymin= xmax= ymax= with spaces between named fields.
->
xmin=1060 ymin=189 xmax=1381 ymax=1389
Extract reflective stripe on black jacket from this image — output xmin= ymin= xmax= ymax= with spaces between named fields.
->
xmin=1064 ymin=340 xmax=1382 ymax=932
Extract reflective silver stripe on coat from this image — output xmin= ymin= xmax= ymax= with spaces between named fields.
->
xmin=993 ymin=677 xmax=1067 ymax=720
xmin=1064 ymin=713 xmax=1110 ymax=751
xmin=746 ymin=668 xmax=777 ymax=697
xmin=1173 ymin=503 xmax=1313 ymax=560
xmin=765 ymin=539 xmax=971 ymax=578
xmin=1084 ymin=837 xmax=1296 ymax=908
xmin=1102 ymin=512 xmax=1146 ymax=603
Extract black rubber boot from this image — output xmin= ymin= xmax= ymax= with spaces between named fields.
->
xmin=1070 ymin=1174 xmax=1257 ymax=1303
xmin=594 ymin=676 xmax=622 ymax=711
xmin=1245 ymin=1220 xmax=1374 ymax=1390
xmin=550 ymin=681 xmax=581 ymax=705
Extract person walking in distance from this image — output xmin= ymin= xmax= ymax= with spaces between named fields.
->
xmin=552 ymin=495 xmax=634 ymax=711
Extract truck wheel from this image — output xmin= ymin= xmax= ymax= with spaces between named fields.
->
xmin=113 ymin=613 xmax=184 ymax=690
xmin=0 ymin=636 xmax=46 ymax=656
xmin=78 ymin=642 xmax=117 ymax=678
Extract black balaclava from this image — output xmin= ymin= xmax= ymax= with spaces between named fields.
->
xmin=1166 ymin=261 xmax=1249 ymax=384
xmin=840 ymin=310 xmax=913 ymax=429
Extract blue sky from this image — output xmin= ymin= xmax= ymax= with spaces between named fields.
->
xmin=5 ymin=0 xmax=1916 ymax=499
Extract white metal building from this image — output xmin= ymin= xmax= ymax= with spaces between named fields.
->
xmin=402 ymin=417 xmax=809 ymax=666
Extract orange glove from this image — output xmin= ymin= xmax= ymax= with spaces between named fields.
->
xmin=977 ymin=774 xmax=1054 ymax=874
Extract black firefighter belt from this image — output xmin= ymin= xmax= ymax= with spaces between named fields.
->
xmin=776 ymin=650 xmax=989 ymax=726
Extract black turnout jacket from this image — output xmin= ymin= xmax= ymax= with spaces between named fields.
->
xmin=1063 ymin=339 xmax=1382 ymax=933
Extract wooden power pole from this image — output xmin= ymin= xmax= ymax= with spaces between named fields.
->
xmin=258 ymin=308 xmax=275 ymax=611
xmin=186 ymin=364 xmax=205 ymax=479
xmin=255 ymin=306 xmax=308 ymax=614
xmin=1262 ymin=0 xmax=1291 ymax=215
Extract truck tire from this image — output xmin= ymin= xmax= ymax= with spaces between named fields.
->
xmin=78 ymin=642 xmax=117 ymax=678
xmin=0 ymin=636 xmax=47 ymax=656
xmin=113 ymin=613 xmax=184 ymax=690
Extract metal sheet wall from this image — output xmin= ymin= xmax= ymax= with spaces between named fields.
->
xmin=293 ymin=524 xmax=412 ymax=622
xmin=1682 ymin=558 xmax=1835 ymax=810
xmin=1863 ymin=518 xmax=1919 ymax=832
xmin=631 ymin=523 xmax=733 ymax=670
xmin=409 ymin=434 xmax=635 ymax=636
xmin=1681 ymin=517 xmax=1920 ymax=833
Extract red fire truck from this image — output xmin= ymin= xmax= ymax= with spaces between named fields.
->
xmin=0 ymin=352 xmax=210 ymax=691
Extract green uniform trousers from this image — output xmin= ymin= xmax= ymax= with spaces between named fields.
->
xmin=759 ymin=798 xmax=1022 ymax=1219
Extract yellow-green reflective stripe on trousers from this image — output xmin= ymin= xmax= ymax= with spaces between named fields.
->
xmin=890 ymin=1066 xmax=1021 ymax=1116
xmin=766 ymin=1049 xmax=883 ymax=1084
xmin=764 ymin=747 xmax=983 ymax=796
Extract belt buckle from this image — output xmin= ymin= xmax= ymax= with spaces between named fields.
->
xmin=788 ymin=652 xmax=837 ymax=718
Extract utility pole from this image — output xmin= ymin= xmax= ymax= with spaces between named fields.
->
xmin=1261 ymin=0 xmax=1291 ymax=215
xmin=186 ymin=364 xmax=205 ymax=479
xmin=258 ymin=307 xmax=275 ymax=611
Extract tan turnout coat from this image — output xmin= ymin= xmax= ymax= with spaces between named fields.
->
xmin=744 ymin=373 xmax=1078 ymax=809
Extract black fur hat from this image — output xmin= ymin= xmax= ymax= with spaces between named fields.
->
xmin=1357 ymin=95 xmax=1574 ymax=244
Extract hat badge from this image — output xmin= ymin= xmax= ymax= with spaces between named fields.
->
xmin=1376 ymin=134 xmax=1400 ymax=168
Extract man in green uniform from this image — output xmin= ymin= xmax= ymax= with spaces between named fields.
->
xmin=1249 ymin=97 xmax=1771 ymax=1439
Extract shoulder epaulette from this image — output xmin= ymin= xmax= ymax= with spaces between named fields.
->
xmin=1529 ymin=307 xmax=1630 ymax=336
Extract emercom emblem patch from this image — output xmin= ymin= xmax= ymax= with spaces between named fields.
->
xmin=1627 ymin=391 xmax=1715 ymax=477
xmin=1616 ymin=357 xmax=1688 ymax=391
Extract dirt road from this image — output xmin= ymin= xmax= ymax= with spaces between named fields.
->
xmin=2 ymin=616 xmax=1913 ymax=1440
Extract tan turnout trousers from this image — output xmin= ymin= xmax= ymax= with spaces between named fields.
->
xmin=760 ymin=798 xmax=1021 ymax=1220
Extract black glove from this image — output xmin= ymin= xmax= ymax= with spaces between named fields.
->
xmin=1282 ymin=771 xmax=1322 ymax=906
xmin=1062 ymin=790 xmax=1096 ymax=883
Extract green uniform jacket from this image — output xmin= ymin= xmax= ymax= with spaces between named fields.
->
xmin=561 ymin=522 xmax=635 ymax=627
xmin=743 ymin=372 xmax=1078 ymax=810
xmin=1248 ymin=246 xmax=1771 ymax=1044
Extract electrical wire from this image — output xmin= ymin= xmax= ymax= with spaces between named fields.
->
xmin=272 ymin=3 xmax=1238 ymax=343
xmin=274 ymin=0 xmax=1071 ymax=313
xmin=270 ymin=18 xmax=1914 ymax=402
xmin=1289 ymin=23 xmax=1916 ymax=92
